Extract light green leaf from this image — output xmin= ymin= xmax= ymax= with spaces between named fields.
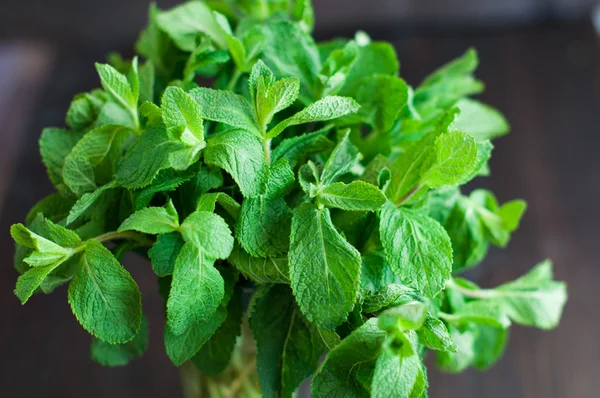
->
xmin=320 ymin=130 xmax=361 ymax=185
xmin=189 ymin=87 xmax=259 ymax=136
xmin=318 ymin=181 xmax=386 ymax=211
xmin=379 ymin=202 xmax=453 ymax=297
xmin=62 ymin=125 xmax=130 ymax=195
xmin=447 ymin=300 xmax=511 ymax=329
xmin=494 ymin=260 xmax=567 ymax=329
xmin=15 ymin=264 xmax=62 ymax=304
xmin=95 ymin=63 xmax=138 ymax=111
xmin=451 ymin=98 xmax=510 ymax=141
xmin=118 ymin=203 xmax=179 ymax=235
xmin=166 ymin=243 xmax=224 ymax=335
xmin=417 ymin=317 xmax=457 ymax=352
xmin=180 ymin=211 xmax=234 ymax=260
xmin=350 ymin=75 xmax=408 ymax=132
xmin=161 ymin=86 xmax=205 ymax=146
xmin=91 ymin=316 xmax=149 ymax=367
xmin=271 ymin=129 xmax=334 ymax=168
xmin=378 ymin=302 xmax=427 ymax=333
xmin=267 ymin=96 xmax=359 ymax=138
xmin=156 ymin=1 xmax=228 ymax=50
xmin=203 ymin=130 xmax=269 ymax=198
xmin=312 ymin=318 xmax=386 ymax=397
xmin=339 ymin=41 xmax=399 ymax=95
xmin=372 ymin=332 xmax=427 ymax=398
xmin=422 ymin=131 xmax=478 ymax=188
xmin=362 ymin=283 xmax=422 ymax=314
xmin=289 ymin=203 xmax=361 ymax=330
xmin=68 ymin=240 xmax=142 ymax=344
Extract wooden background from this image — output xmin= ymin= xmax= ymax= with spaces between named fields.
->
xmin=1 ymin=2 xmax=599 ymax=397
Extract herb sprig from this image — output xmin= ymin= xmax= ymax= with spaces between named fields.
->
xmin=11 ymin=1 xmax=567 ymax=396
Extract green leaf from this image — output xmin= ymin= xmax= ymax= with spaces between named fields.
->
xmin=66 ymin=90 xmax=107 ymax=130
xmin=320 ymin=131 xmax=361 ymax=185
xmin=250 ymin=284 xmax=334 ymax=398
xmin=339 ymin=41 xmax=399 ymax=95
xmin=350 ymin=75 xmax=408 ymax=132
xmin=260 ymin=21 xmax=322 ymax=104
xmin=10 ymin=224 xmax=72 ymax=267
xmin=195 ymin=192 xmax=241 ymax=220
xmin=271 ymin=129 xmax=334 ymax=168
xmin=318 ymin=181 xmax=386 ymax=211
xmin=435 ymin=325 xmax=476 ymax=373
xmin=180 ymin=211 xmax=234 ymax=260
xmin=203 ymin=130 xmax=269 ymax=198
xmin=267 ymin=96 xmax=360 ymax=139
xmin=148 ymin=232 xmax=185 ymax=277
xmin=68 ymin=240 xmax=142 ymax=344
xmin=378 ymin=302 xmax=427 ymax=333
xmin=289 ymin=203 xmax=361 ymax=330
xmin=116 ymin=124 xmax=200 ymax=189
xmin=161 ymin=86 xmax=205 ymax=146
xmin=189 ymin=88 xmax=259 ymax=136
xmin=95 ymin=62 xmax=138 ymax=112
xmin=493 ymin=260 xmax=567 ymax=329
xmin=236 ymin=159 xmax=294 ymax=257
xmin=156 ymin=1 xmax=228 ymax=50
xmin=166 ymin=243 xmax=224 ymax=335
xmin=312 ymin=318 xmax=386 ymax=397
xmin=192 ymin=284 xmax=242 ymax=376
xmin=451 ymin=98 xmax=510 ymax=141
xmin=447 ymin=300 xmax=511 ymax=328
xmin=39 ymin=128 xmax=82 ymax=193
xmin=362 ymin=283 xmax=422 ymax=314
xmin=118 ymin=203 xmax=179 ymax=235
xmin=227 ymin=244 xmax=290 ymax=284
xmin=62 ymin=125 xmax=130 ymax=195
xmin=422 ymin=131 xmax=478 ymax=188
xmin=91 ymin=316 xmax=149 ymax=366
xmin=379 ymin=202 xmax=453 ymax=297
xmin=372 ymin=332 xmax=428 ymax=398
xmin=417 ymin=317 xmax=457 ymax=352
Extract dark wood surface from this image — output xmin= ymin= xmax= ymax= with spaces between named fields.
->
xmin=1 ymin=22 xmax=599 ymax=398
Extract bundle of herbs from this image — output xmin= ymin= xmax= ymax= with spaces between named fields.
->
xmin=10 ymin=1 xmax=567 ymax=397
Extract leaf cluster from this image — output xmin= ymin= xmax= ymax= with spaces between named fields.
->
xmin=11 ymin=1 xmax=567 ymax=396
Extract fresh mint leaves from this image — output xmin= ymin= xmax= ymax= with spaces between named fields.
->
xmin=10 ymin=0 xmax=567 ymax=395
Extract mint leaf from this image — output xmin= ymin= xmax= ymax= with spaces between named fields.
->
xmin=272 ymin=129 xmax=334 ymax=168
xmin=118 ymin=202 xmax=179 ymax=235
xmin=189 ymin=88 xmax=259 ymax=135
xmin=422 ymin=131 xmax=478 ymax=188
xmin=227 ymin=244 xmax=290 ymax=284
xmin=180 ymin=211 xmax=234 ymax=260
xmin=148 ymin=232 xmax=184 ymax=277
xmin=418 ymin=317 xmax=457 ymax=352
xmin=312 ymin=318 xmax=386 ymax=397
xmin=493 ymin=260 xmax=567 ymax=329
xmin=289 ymin=203 xmax=361 ymax=330
xmin=267 ymin=96 xmax=359 ymax=139
xmin=192 ymin=285 xmax=242 ymax=376
xmin=204 ymin=130 xmax=269 ymax=198
xmin=39 ymin=128 xmax=82 ymax=194
xmin=362 ymin=283 xmax=423 ymax=314
xmin=372 ymin=332 xmax=428 ymax=398
xmin=166 ymin=242 xmax=224 ymax=335
xmin=250 ymin=284 xmax=333 ymax=398
xmin=318 ymin=181 xmax=386 ymax=211
xmin=161 ymin=86 xmax=205 ymax=146
xmin=379 ymin=202 xmax=453 ymax=297
xmin=320 ymin=131 xmax=361 ymax=185
xmin=339 ymin=40 xmax=399 ymax=95
xmin=260 ymin=21 xmax=321 ymax=104
xmin=91 ymin=316 xmax=149 ymax=366
xmin=236 ymin=159 xmax=294 ymax=257
xmin=116 ymin=124 xmax=195 ymax=189
xmin=451 ymin=98 xmax=510 ymax=141
xmin=155 ymin=1 xmax=227 ymax=51
xmin=68 ymin=240 xmax=142 ymax=344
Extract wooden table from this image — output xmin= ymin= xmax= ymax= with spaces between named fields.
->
xmin=0 ymin=22 xmax=598 ymax=398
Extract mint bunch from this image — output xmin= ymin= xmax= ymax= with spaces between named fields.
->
xmin=10 ymin=1 xmax=567 ymax=396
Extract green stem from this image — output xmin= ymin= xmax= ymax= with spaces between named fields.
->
xmin=263 ymin=138 xmax=272 ymax=165
xmin=445 ymin=279 xmax=497 ymax=299
xmin=227 ymin=68 xmax=243 ymax=92
xmin=396 ymin=183 xmax=423 ymax=206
